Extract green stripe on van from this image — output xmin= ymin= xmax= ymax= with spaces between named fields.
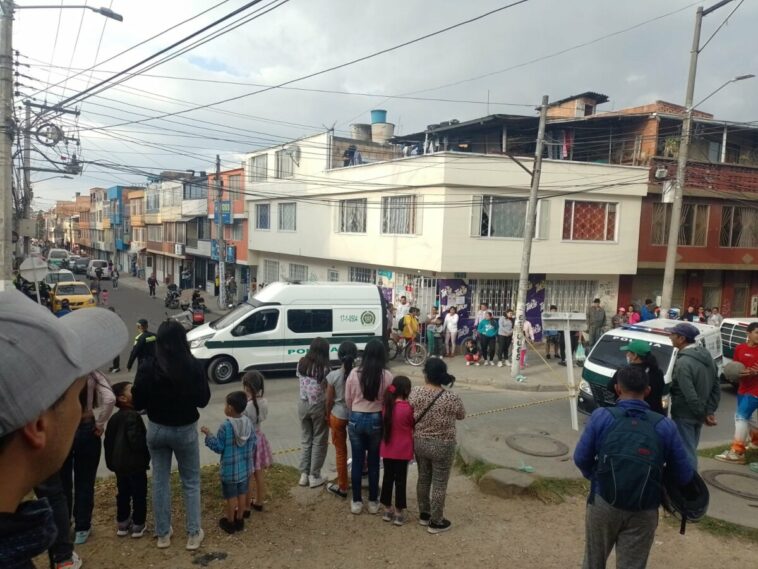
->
xmin=206 ymin=335 xmax=378 ymax=349
xmin=582 ymin=366 xmax=611 ymax=386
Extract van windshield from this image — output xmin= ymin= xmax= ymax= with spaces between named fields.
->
xmin=587 ymin=335 xmax=674 ymax=371
xmin=210 ymin=301 xmax=258 ymax=330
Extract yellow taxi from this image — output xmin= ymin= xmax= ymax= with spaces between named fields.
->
xmin=51 ymin=281 xmax=96 ymax=311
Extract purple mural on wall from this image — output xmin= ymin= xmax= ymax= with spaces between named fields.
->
xmin=526 ymin=273 xmax=546 ymax=341
xmin=438 ymin=279 xmax=473 ymax=344
xmin=380 ymin=287 xmax=393 ymax=304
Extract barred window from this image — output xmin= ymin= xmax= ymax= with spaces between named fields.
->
xmin=720 ymin=206 xmax=758 ymax=248
xmin=278 ymin=203 xmax=296 ymax=231
xmin=328 ymin=269 xmax=339 ymax=282
xmin=381 ymin=195 xmax=417 ymax=234
xmin=256 ymin=204 xmax=270 ymax=230
xmin=263 ymin=259 xmax=280 ymax=283
xmin=349 ymin=266 xmax=376 ymax=283
xmin=651 ymin=203 xmax=708 ymax=246
xmin=289 ymin=263 xmax=308 ymax=281
xmin=339 ymin=199 xmax=367 ymax=233
xmin=563 ymin=201 xmax=616 ymax=241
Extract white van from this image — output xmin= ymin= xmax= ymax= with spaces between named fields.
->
xmin=188 ymin=282 xmax=388 ymax=384
xmin=86 ymin=259 xmax=111 ymax=279
xmin=719 ymin=317 xmax=758 ymax=386
xmin=578 ymin=319 xmax=723 ymax=415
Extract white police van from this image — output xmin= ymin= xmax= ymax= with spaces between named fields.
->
xmin=577 ymin=319 xmax=722 ymax=415
xmin=187 ymin=282 xmax=388 ymax=383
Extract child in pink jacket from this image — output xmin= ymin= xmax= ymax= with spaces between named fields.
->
xmin=379 ymin=375 xmax=414 ymax=526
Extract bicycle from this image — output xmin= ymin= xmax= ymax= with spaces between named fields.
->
xmin=387 ymin=334 xmax=428 ymax=366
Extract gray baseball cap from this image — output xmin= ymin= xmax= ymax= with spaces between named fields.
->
xmin=0 ymin=289 xmax=128 ymax=437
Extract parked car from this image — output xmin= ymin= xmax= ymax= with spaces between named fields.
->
xmin=188 ymin=282 xmax=388 ymax=384
xmin=719 ymin=317 xmax=758 ymax=387
xmin=46 ymin=248 xmax=70 ymax=269
xmin=86 ymin=259 xmax=111 ymax=280
xmin=577 ymin=319 xmax=723 ymax=415
xmin=50 ymin=281 xmax=96 ymax=312
xmin=45 ymin=269 xmax=76 ymax=287
xmin=72 ymin=257 xmax=90 ymax=274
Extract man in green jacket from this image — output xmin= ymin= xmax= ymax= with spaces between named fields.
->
xmin=667 ymin=322 xmax=720 ymax=468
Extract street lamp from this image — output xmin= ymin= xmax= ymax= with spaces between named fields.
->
xmin=14 ymin=5 xmax=124 ymax=21
xmin=659 ymin=0 xmax=746 ymax=314
xmin=0 ymin=2 xmax=123 ymax=290
xmin=692 ymin=74 xmax=755 ymax=109
xmin=33 ymin=174 xmax=74 ymax=183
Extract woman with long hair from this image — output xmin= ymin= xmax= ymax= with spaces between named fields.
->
xmin=132 ymin=320 xmax=211 ymax=551
xmin=297 ymin=337 xmax=331 ymax=489
xmin=345 ymin=339 xmax=393 ymax=515
xmin=409 ymin=358 xmax=465 ymax=534
xmin=325 ymin=341 xmax=358 ymax=498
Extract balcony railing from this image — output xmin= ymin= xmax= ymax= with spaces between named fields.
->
xmin=650 ymin=157 xmax=758 ymax=194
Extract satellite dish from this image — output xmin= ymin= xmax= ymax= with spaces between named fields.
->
xmin=285 ymin=144 xmax=301 ymax=165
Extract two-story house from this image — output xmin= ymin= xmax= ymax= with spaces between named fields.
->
xmin=242 ymin=111 xmax=648 ymax=334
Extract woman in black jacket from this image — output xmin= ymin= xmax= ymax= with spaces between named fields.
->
xmin=132 ymin=320 xmax=211 ymax=551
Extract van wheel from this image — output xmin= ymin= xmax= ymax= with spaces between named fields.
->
xmin=209 ymin=356 xmax=238 ymax=384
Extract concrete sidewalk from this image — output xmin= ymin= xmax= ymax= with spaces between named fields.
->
xmin=390 ymin=344 xmax=576 ymax=393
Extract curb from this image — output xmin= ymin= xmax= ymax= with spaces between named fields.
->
xmin=394 ymin=365 xmax=569 ymax=393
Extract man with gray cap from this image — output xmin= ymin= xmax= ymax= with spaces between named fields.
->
xmin=667 ymin=322 xmax=721 ymax=468
xmin=0 ymin=289 xmax=127 ymax=568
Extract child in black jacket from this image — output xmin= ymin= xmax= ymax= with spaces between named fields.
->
xmin=104 ymin=382 xmax=151 ymax=538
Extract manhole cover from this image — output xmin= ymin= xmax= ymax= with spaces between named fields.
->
xmin=504 ymin=433 xmax=569 ymax=457
xmin=701 ymin=469 xmax=758 ymax=501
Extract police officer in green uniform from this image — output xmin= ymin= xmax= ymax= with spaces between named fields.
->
xmin=127 ymin=318 xmax=156 ymax=372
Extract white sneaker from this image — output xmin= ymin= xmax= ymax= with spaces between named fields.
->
xmin=185 ymin=528 xmax=204 ymax=551
xmin=497 ymin=361 xmax=503 ymax=367
xmin=156 ymin=527 xmax=173 ymax=549
xmin=466 ymin=362 xmax=471 ymax=366
xmin=308 ymin=475 xmax=326 ymax=488
xmin=367 ymin=501 xmax=380 ymax=515
xmin=474 ymin=362 xmax=480 ymax=366
xmin=714 ymin=449 xmax=746 ymax=465
xmin=298 ymin=472 xmax=309 ymax=487
xmin=351 ymin=501 xmax=363 ymax=515
xmin=55 ymin=552 xmax=82 ymax=569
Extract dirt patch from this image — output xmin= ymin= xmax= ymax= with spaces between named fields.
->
xmin=52 ymin=464 xmax=758 ymax=568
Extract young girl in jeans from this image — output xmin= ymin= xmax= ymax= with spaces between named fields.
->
xmin=297 ymin=338 xmax=331 ymax=489
xmin=380 ymin=375 xmax=413 ymax=526
xmin=242 ymin=371 xmax=272 ymax=514
xmin=325 ymin=342 xmax=358 ymax=499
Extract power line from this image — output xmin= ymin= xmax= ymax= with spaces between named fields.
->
xmin=75 ymin=0 xmax=532 ymax=132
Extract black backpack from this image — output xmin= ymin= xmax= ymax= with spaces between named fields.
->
xmin=595 ymin=407 xmax=665 ymax=511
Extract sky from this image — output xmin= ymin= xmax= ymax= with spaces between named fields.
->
xmin=13 ymin=0 xmax=758 ymax=209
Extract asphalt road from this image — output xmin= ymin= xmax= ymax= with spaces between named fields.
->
xmin=78 ymin=274 xmax=738 ymax=478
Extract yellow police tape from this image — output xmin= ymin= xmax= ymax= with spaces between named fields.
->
xmin=271 ymin=393 xmax=573 ymax=457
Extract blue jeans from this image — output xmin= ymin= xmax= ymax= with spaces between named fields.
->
xmin=147 ymin=421 xmax=202 ymax=537
xmin=60 ymin=421 xmax=101 ymax=532
xmin=348 ymin=412 xmax=382 ymax=503
xmin=674 ymin=418 xmax=702 ymax=469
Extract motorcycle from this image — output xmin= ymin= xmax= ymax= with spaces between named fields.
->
xmin=170 ymin=302 xmax=205 ymax=331
xmin=164 ymin=283 xmax=181 ymax=309
xmin=191 ymin=290 xmax=207 ymax=313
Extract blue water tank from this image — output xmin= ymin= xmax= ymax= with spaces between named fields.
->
xmin=370 ymin=109 xmax=387 ymax=124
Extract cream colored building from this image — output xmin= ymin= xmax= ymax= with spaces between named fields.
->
xmin=243 ymin=131 xmax=648 ymax=319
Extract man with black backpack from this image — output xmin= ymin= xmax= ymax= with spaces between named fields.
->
xmin=574 ymin=366 xmax=693 ymax=569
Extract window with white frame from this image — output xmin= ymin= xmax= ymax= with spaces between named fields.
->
xmin=275 ymin=150 xmax=294 ymax=179
xmin=651 ymin=202 xmax=708 ymax=246
xmin=289 ymin=263 xmax=308 ymax=281
xmin=562 ymin=200 xmax=617 ymax=241
xmin=471 ymin=195 xmax=537 ymax=238
xmin=381 ymin=195 xmax=418 ymax=235
xmin=231 ymin=220 xmax=244 ymax=241
xmin=339 ymin=198 xmax=367 ymax=233
xmin=720 ymin=206 xmax=757 ymax=248
xmin=147 ymin=225 xmax=163 ymax=242
xmin=255 ymin=204 xmax=270 ymax=230
xmin=278 ymin=202 xmax=296 ymax=231
xmin=263 ymin=259 xmax=280 ymax=283
xmin=249 ymin=154 xmax=268 ymax=182
xmin=349 ymin=266 xmax=376 ymax=283
xmin=228 ymin=174 xmax=242 ymax=196
xmin=176 ymin=223 xmax=186 ymax=244
xmin=328 ymin=269 xmax=339 ymax=282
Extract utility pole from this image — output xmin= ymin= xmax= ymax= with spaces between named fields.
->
xmin=215 ymin=154 xmax=226 ymax=308
xmin=22 ymin=103 xmax=31 ymax=256
xmin=0 ymin=1 xmax=13 ymax=290
xmin=660 ymin=0 xmax=734 ymax=314
xmin=511 ymin=95 xmax=549 ymax=378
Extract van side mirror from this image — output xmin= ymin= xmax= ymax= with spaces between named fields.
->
xmin=232 ymin=325 xmax=246 ymax=337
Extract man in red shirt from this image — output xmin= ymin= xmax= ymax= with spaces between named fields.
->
xmin=716 ymin=322 xmax=758 ymax=464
